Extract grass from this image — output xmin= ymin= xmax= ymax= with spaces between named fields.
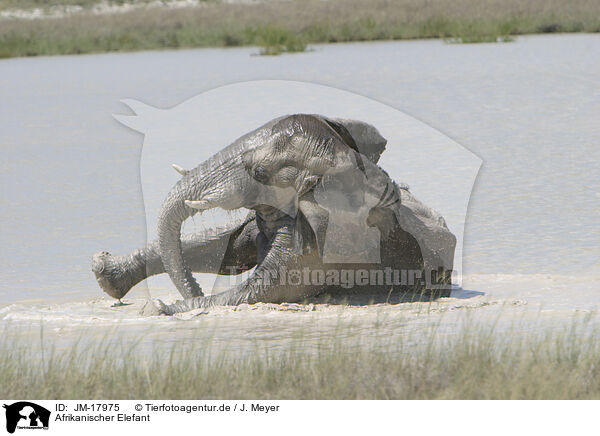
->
xmin=0 ymin=0 xmax=599 ymax=58
xmin=256 ymin=26 xmax=307 ymax=56
xmin=2 ymin=317 xmax=600 ymax=399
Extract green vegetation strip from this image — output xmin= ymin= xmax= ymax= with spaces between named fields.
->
xmin=0 ymin=0 xmax=599 ymax=58
xmin=2 ymin=319 xmax=600 ymax=399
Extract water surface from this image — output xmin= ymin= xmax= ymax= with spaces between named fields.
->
xmin=1 ymin=34 xmax=598 ymax=351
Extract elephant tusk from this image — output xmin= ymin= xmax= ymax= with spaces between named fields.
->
xmin=172 ymin=163 xmax=189 ymax=176
xmin=185 ymin=200 xmax=210 ymax=210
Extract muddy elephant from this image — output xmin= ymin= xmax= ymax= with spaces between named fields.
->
xmin=93 ymin=114 xmax=456 ymax=314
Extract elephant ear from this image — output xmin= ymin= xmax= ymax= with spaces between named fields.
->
xmin=316 ymin=116 xmax=361 ymax=155
xmin=326 ymin=117 xmax=388 ymax=164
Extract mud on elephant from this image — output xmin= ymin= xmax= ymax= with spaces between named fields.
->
xmin=92 ymin=114 xmax=456 ymax=314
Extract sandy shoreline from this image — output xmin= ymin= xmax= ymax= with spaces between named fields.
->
xmin=1 ymin=273 xmax=597 ymax=359
xmin=2 ymin=276 xmax=599 ymax=399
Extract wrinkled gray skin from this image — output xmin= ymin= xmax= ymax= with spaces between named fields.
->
xmin=93 ymin=114 xmax=456 ymax=315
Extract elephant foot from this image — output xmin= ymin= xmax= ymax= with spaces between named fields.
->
xmin=92 ymin=251 xmax=135 ymax=300
xmin=139 ymin=299 xmax=171 ymax=316
xmin=162 ymin=296 xmax=214 ymax=315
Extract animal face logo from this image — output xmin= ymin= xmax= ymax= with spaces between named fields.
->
xmin=3 ymin=402 xmax=50 ymax=434
xmin=114 ymin=80 xmax=481 ymax=293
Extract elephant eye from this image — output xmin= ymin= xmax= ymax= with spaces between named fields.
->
xmin=253 ymin=166 xmax=270 ymax=183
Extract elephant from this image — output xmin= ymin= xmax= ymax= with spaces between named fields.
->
xmin=92 ymin=114 xmax=456 ymax=315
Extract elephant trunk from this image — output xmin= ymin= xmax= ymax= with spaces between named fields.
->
xmin=157 ymin=176 xmax=202 ymax=299
xmin=157 ymin=154 xmax=251 ymax=299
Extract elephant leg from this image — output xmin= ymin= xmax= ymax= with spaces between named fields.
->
xmin=92 ymin=214 xmax=259 ymax=300
xmin=161 ymin=214 xmax=323 ymax=314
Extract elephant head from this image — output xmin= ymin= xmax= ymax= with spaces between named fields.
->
xmin=157 ymin=114 xmax=389 ymax=299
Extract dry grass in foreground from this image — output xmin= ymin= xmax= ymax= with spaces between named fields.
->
xmin=0 ymin=0 xmax=599 ymax=58
xmin=1 ymin=319 xmax=600 ymax=399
